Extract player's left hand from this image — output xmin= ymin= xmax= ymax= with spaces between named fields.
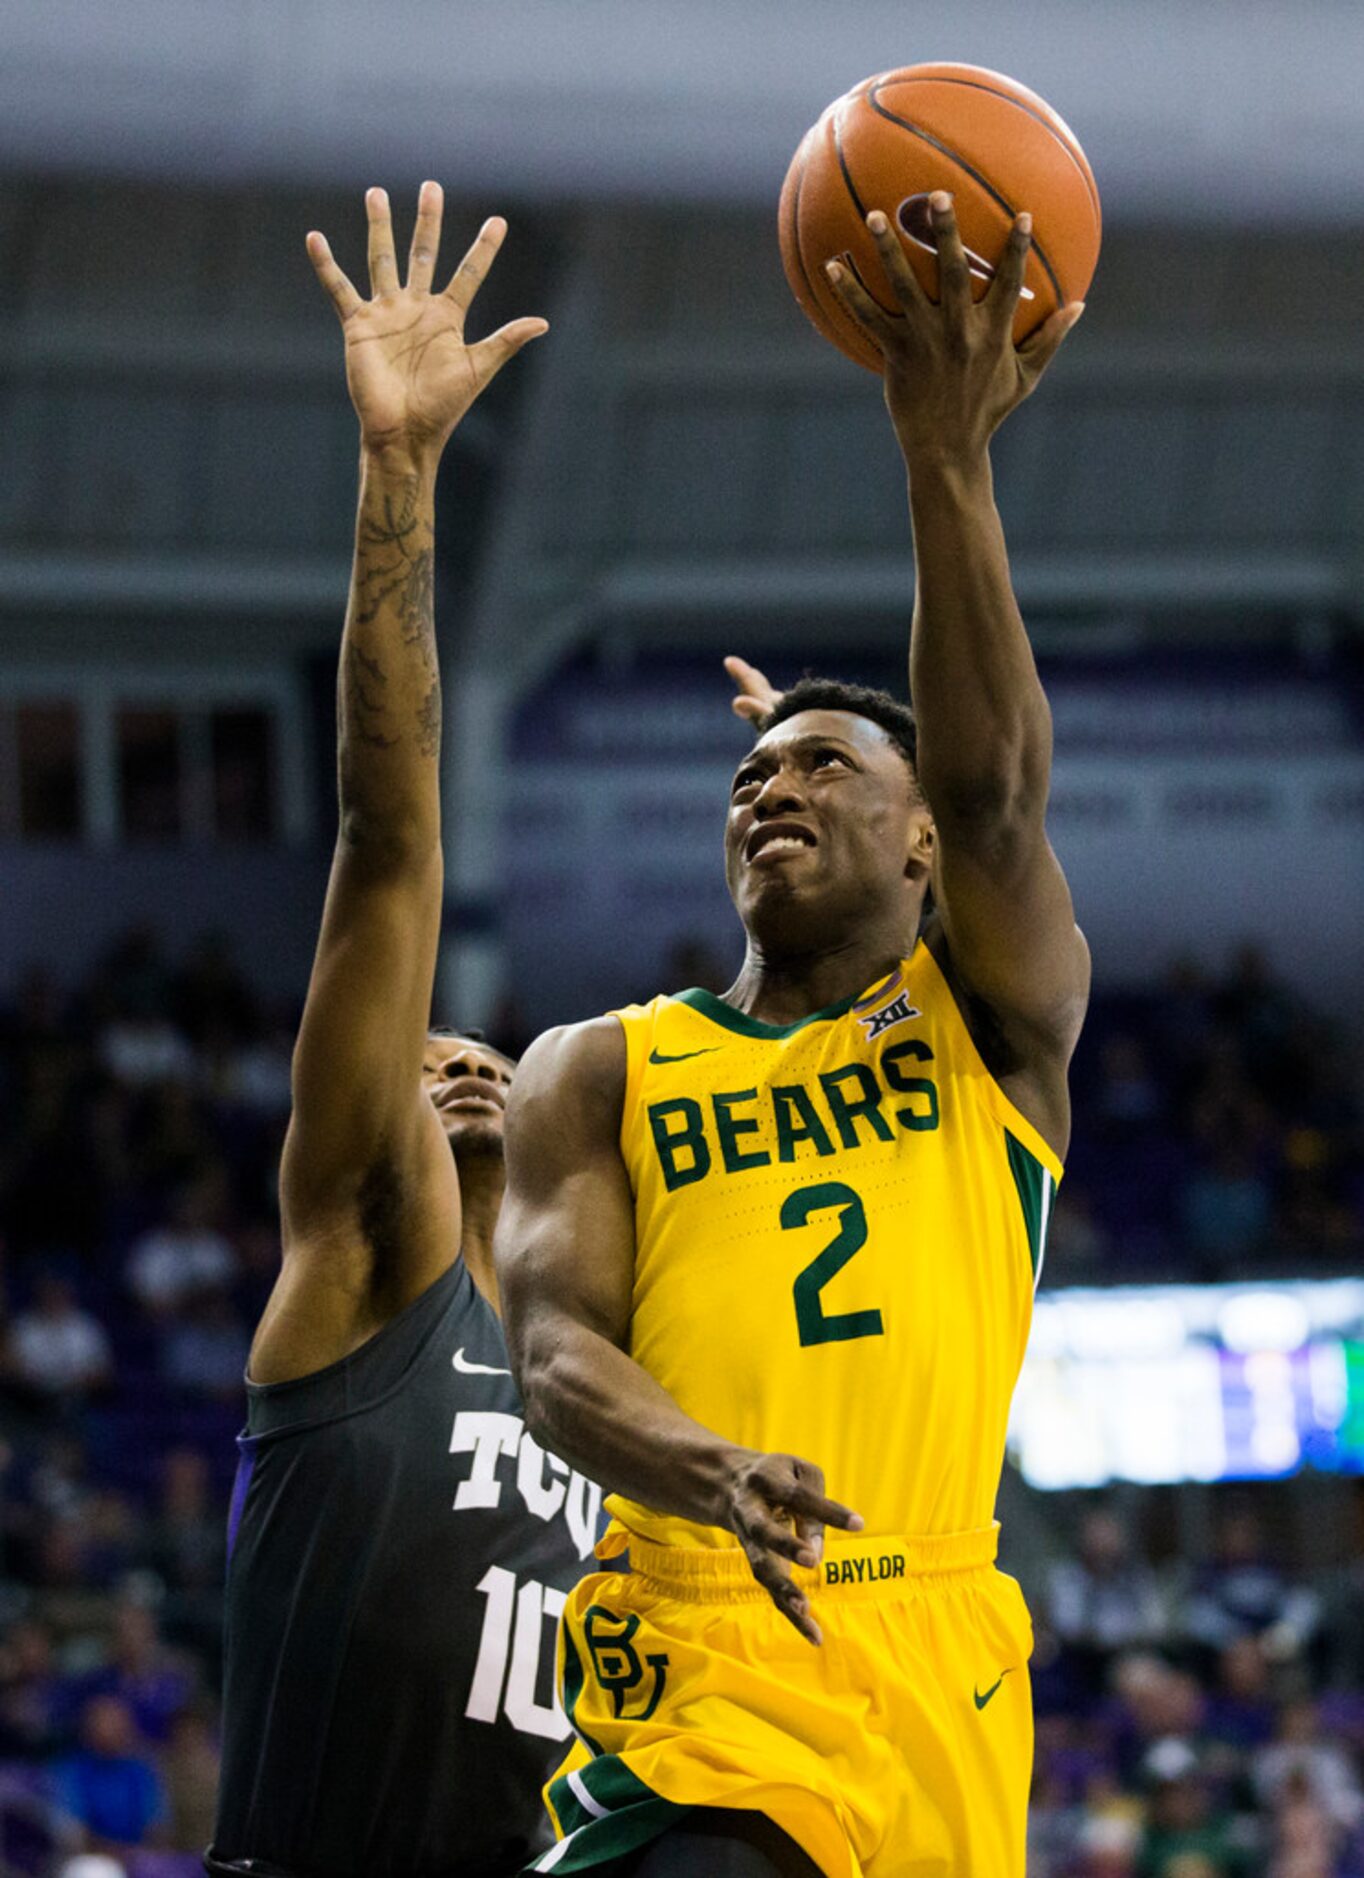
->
xmin=724 ymin=655 xmax=782 ymax=725
xmin=824 ymin=195 xmax=1083 ymax=462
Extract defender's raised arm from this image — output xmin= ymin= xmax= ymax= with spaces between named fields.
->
xmin=256 ymin=186 xmax=546 ymax=1381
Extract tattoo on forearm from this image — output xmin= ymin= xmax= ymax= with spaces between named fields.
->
xmin=339 ymin=474 xmax=440 ymax=786
xmin=343 ymin=644 xmax=398 ymax=751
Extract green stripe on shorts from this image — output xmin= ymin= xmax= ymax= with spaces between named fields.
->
xmin=533 ymin=1756 xmax=684 ymax=1871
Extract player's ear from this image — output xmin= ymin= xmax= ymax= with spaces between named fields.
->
xmin=903 ymin=811 xmax=934 ymax=884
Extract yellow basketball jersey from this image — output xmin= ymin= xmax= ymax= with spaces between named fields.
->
xmin=605 ymin=940 xmax=1061 ymax=1550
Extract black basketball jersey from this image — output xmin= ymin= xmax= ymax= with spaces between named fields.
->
xmin=211 ymin=1260 xmax=599 ymax=1878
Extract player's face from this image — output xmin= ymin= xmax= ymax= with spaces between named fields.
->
xmin=725 ymin=709 xmax=931 ymax=947
xmin=421 ymin=1036 xmax=515 ymax=1159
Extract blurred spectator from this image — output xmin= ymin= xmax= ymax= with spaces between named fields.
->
xmin=1254 ymin=1701 xmax=1364 ymax=1838
xmin=1182 ymin=1508 xmax=1320 ymax=1660
xmin=8 ymin=1280 xmax=112 ymax=1400
xmin=224 ymin=1020 xmax=293 ymax=1119
xmin=1078 ymin=1810 xmax=1143 ymax=1877
xmin=1204 ymin=1637 xmax=1278 ymax=1755
xmin=50 ymin=1695 xmax=166 ymax=1848
xmin=1049 ymin=1512 xmax=1167 ymax=1697
xmin=1268 ymin=1767 xmax=1339 ymax=1878
xmin=146 ymin=1450 xmax=224 ymax=1601
xmin=71 ymin=1604 xmax=194 ymax=1747
xmin=159 ymin=1294 xmax=249 ymax=1400
xmin=1136 ymin=1757 xmax=1250 ymax=1876
xmin=160 ymin=1708 xmax=219 ymax=1853
xmin=0 ymin=1619 xmax=67 ymax=1758
xmin=1179 ymin=1146 xmax=1272 ymax=1264
xmin=125 ymin=1170 xmax=236 ymax=1318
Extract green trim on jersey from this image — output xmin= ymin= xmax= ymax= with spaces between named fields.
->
xmin=1004 ymin=1128 xmax=1056 ymax=1282
xmin=537 ymin=1756 xmax=683 ymax=1871
xmin=673 ymin=985 xmax=862 ymax=1040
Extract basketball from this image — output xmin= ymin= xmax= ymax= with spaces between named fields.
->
xmin=778 ymin=64 xmax=1102 ymax=372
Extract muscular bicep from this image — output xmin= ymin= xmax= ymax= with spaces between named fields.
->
xmin=931 ymin=811 xmax=1090 ymax=1067
xmin=494 ymin=1018 xmax=635 ymax=1380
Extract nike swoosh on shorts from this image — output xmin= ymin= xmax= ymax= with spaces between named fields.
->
xmin=973 ymin=1668 xmax=1014 ymax=1711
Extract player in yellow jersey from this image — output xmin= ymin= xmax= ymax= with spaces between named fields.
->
xmin=495 ymin=195 xmax=1089 ymax=1876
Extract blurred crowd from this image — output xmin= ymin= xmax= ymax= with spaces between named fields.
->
xmin=1028 ymin=1503 xmax=1364 ymax=1878
xmin=0 ymin=928 xmax=287 ymax=1875
xmin=0 ymin=925 xmax=1359 ymax=1870
xmin=1053 ymin=945 xmax=1362 ymax=1280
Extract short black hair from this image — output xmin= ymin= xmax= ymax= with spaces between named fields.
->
xmin=759 ymin=678 xmax=919 ymax=782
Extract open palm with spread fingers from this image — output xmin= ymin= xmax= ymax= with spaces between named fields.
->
xmin=824 ymin=192 xmax=1082 ymax=462
xmin=306 ymin=182 xmax=547 ymax=463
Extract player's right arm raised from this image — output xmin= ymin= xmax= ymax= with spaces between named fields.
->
xmin=495 ymin=1020 xmax=862 ymax=1645
xmin=253 ymin=184 xmax=546 ymax=1383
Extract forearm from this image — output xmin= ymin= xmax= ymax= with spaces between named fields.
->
xmin=519 ymin=1314 xmax=741 ymax=1529
xmin=906 ymin=449 xmax=1052 ymax=823
xmin=337 ymin=449 xmax=442 ymax=855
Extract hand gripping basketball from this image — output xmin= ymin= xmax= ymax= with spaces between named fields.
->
xmin=825 ymin=196 xmax=1083 ymax=461
xmin=722 ymin=1450 xmax=863 ymax=1647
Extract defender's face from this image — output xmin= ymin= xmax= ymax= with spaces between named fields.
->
xmin=725 ymin=709 xmax=929 ymax=939
xmin=421 ymin=1035 xmax=514 ymax=1157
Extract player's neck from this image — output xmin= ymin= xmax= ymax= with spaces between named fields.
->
xmin=725 ymin=929 xmax=911 ymax=1030
xmin=458 ymin=1160 xmax=506 ymax=1314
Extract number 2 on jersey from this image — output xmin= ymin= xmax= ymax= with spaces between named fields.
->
xmin=782 ymin=1181 xmax=884 ymax=1347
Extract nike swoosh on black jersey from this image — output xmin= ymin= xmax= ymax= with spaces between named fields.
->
xmin=648 ymin=1047 xmax=721 ymax=1065
xmin=452 ymin=1348 xmax=511 ymax=1377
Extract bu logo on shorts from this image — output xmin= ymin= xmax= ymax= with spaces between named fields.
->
xmin=582 ymin=1606 xmax=670 ymax=1721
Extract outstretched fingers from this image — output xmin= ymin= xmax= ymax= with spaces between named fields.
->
xmin=406 ymin=179 xmax=444 ymax=293
xmin=366 ymin=187 xmax=399 ymax=297
xmin=444 ymin=216 xmax=508 ymax=317
xmin=470 ymin=316 xmax=549 ymax=388
xmin=305 ymin=231 xmax=363 ymax=324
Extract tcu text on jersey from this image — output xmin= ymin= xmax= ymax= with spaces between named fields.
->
xmin=451 ymin=1408 xmax=602 ymax=1743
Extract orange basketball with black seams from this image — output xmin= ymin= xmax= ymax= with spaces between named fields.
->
xmin=779 ymin=63 xmax=1101 ymax=372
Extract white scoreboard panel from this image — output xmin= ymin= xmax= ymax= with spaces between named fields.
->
xmin=1008 ymin=1281 xmax=1364 ymax=1489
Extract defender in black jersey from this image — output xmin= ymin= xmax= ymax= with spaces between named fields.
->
xmin=209 ymin=186 xmax=594 ymax=1878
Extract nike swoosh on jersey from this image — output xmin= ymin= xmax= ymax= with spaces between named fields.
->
xmin=648 ymin=1047 xmax=722 ymax=1065
xmin=452 ymin=1348 xmax=511 ymax=1376
xmin=973 ymin=1668 xmax=1015 ymax=1711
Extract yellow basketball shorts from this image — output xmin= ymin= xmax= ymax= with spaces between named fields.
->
xmin=529 ymin=1523 xmax=1034 ymax=1877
